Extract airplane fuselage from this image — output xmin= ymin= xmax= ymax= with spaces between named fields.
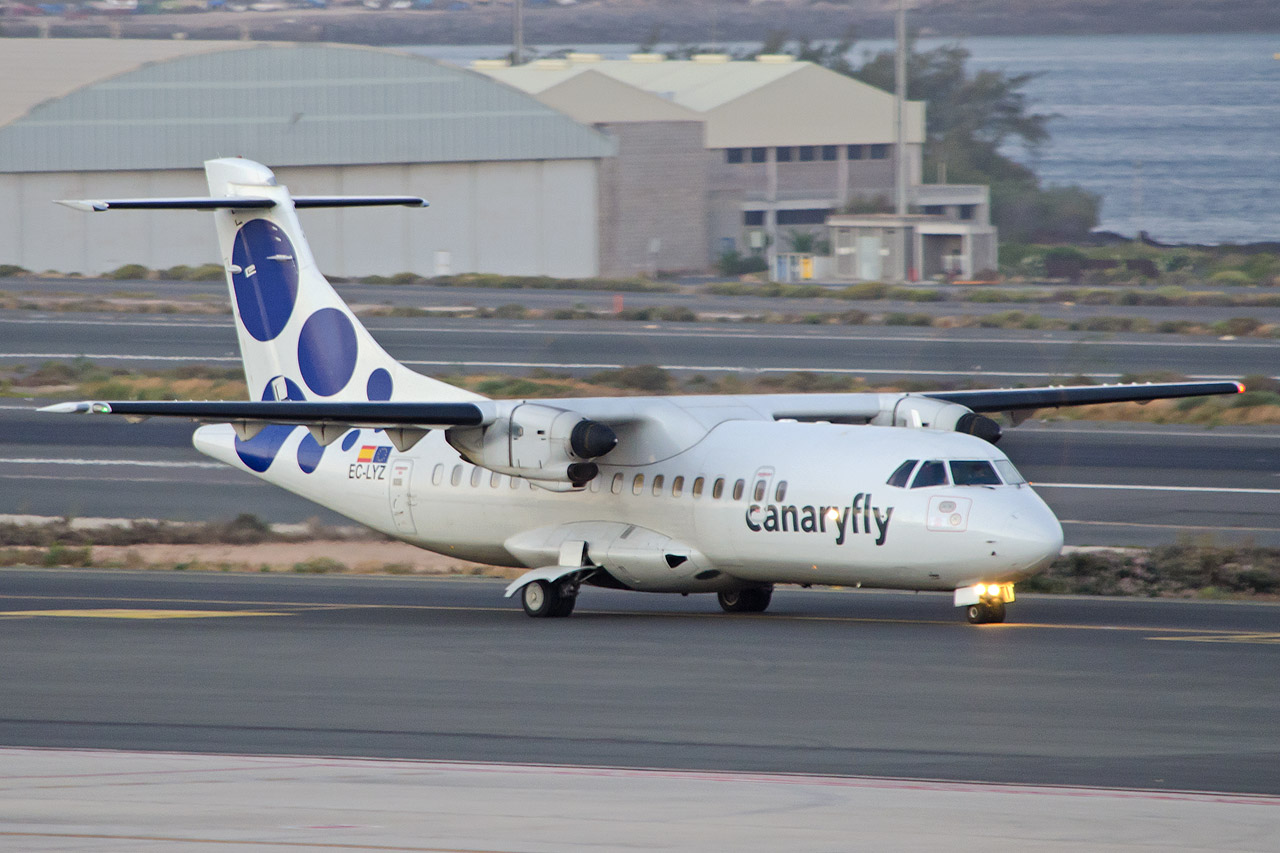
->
xmin=195 ymin=412 xmax=1063 ymax=595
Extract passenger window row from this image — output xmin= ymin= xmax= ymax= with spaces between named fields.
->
xmin=428 ymin=463 xmax=792 ymax=501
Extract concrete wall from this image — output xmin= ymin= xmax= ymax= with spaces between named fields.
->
xmin=0 ymin=159 xmax=601 ymax=278
xmin=596 ymin=121 xmax=708 ymax=276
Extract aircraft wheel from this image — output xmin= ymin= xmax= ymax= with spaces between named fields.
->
xmin=717 ymin=585 xmax=773 ymax=613
xmin=966 ymin=601 xmax=1006 ymax=624
xmin=522 ymin=580 xmax=558 ymax=618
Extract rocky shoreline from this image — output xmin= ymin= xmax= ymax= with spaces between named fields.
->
xmin=1 ymin=1 xmax=1276 ymax=46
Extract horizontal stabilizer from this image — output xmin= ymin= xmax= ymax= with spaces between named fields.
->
xmin=56 ymin=198 xmax=276 ymax=212
xmin=40 ymin=400 xmax=489 ymax=429
xmin=928 ymin=380 xmax=1244 ymax=412
xmin=56 ymin=196 xmax=426 ymax=212
xmin=293 ymin=196 xmax=428 ymax=209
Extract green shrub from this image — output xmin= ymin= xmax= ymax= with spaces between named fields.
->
xmin=883 ymin=312 xmax=932 ymax=327
xmin=1209 ymin=270 xmax=1253 ymax=286
xmin=42 ymin=543 xmax=92 ymax=568
xmin=594 ymin=365 xmax=673 ymax=393
xmin=292 ymin=557 xmax=346 ymax=574
xmin=0 ymin=264 xmax=28 ymax=277
xmin=1212 ymin=317 xmax=1262 ymax=337
xmin=108 ymin=264 xmax=150 ymax=280
xmin=716 ymin=251 xmax=769 ymax=276
xmin=839 ymin=282 xmax=889 ymax=300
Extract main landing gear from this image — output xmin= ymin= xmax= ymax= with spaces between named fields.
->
xmin=521 ymin=578 xmax=578 ymax=618
xmin=717 ymin=585 xmax=773 ymax=614
xmin=966 ymin=600 xmax=1006 ymax=625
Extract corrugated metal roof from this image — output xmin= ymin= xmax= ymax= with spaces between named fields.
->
xmin=485 ymin=59 xmax=812 ymax=113
xmin=0 ymin=43 xmax=614 ymax=173
xmin=0 ymin=38 xmax=255 ymax=128
xmin=478 ymin=59 xmax=925 ymax=149
xmin=530 ymin=70 xmax=702 ymax=125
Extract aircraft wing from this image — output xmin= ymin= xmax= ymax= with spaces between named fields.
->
xmin=39 ymin=400 xmax=489 ymax=429
xmin=748 ymin=379 xmax=1244 ymax=423
xmin=923 ymin=379 xmax=1245 ymax=412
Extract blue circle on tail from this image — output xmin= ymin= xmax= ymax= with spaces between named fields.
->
xmin=231 ymin=219 xmax=300 ymax=342
xmin=366 ymin=368 xmax=393 ymax=401
xmin=235 ymin=425 xmax=295 ymax=473
xmin=298 ymin=308 xmax=358 ymax=397
xmin=234 ymin=377 xmax=306 ymax=472
xmin=296 ymin=432 xmax=324 ymax=474
xmin=261 ymin=375 xmax=306 ymax=402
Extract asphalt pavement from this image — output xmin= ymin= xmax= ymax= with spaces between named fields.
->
xmin=1 ymin=571 xmax=1277 ymax=794
xmin=1 ymin=312 xmax=1275 ymax=382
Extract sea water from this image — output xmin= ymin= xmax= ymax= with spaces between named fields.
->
xmin=409 ymin=33 xmax=1280 ymax=244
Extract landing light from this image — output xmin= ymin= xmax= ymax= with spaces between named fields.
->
xmin=825 ymin=508 xmax=840 ymax=521
xmin=986 ymin=584 xmax=1002 ymax=597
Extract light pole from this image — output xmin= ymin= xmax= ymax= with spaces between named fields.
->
xmin=513 ymin=0 xmax=524 ymax=66
xmin=893 ymin=0 xmax=910 ymax=281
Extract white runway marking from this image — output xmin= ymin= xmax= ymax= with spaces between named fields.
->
xmin=7 ymin=352 xmax=1252 ymax=380
xmin=4 ymin=314 xmax=1280 ymax=350
xmin=1061 ymin=520 xmax=1280 ymax=533
xmin=398 ymin=360 xmax=1249 ymax=381
xmin=7 ymin=313 xmax=1280 ymax=348
xmin=1037 ymin=482 xmax=1280 ymax=495
xmin=0 ymin=458 xmax=222 ymax=469
xmin=1021 ymin=426 xmax=1280 ymax=439
xmin=0 ymin=352 xmax=240 ymax=362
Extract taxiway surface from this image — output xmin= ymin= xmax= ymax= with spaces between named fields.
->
xmin=1 ymin=312 xmax=1275 ymax=382
xmin=1 ymin=571 xmax=1277 ymax=795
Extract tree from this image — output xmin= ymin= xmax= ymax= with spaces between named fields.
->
xmin=779 ymin=36 xmax=1100 ymax=242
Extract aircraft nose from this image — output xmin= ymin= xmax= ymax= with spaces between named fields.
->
xmin=999 ymin=500 xmax=1064 ymax=572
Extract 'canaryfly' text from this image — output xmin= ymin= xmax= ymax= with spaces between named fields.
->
xmin=745 ymin=493 xmax=893 ymax=546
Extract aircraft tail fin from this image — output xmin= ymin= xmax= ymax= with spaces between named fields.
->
xmin=199 ymin=158 xmax=483 ymax=404
xmin=58 ymin=158 xmax=482 ymax=404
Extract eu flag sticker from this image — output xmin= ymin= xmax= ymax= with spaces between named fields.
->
xmin=373 ymin=446 xmax=391 ymax=464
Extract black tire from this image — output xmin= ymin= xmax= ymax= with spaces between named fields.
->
xmin=522 ymin=580 xmax=558 ymax=618
xmin=717 ymin=585 xmax=773 ymax=614
xmin=966 ymin=601 xmax=1006 ymax=624
xmin=550 ymin=590 xmax=577 ymax=618
xmin=987 ymin=600 xmax=1007 ymax=623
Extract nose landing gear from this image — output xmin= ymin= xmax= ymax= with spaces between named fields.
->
xmin=966 ymin=600 xmax=1006 ymax=624
xmin=955 ymin=582 xmax=1013 ymax=624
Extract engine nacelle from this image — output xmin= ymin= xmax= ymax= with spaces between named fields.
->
xmin=446 ymin=403 xmax=618 ymax=487
xmin=872 ymin=395 xmax=1002 ymax=444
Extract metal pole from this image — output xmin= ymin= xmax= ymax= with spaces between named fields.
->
xmin=894 ymin=0 xmax=910 ymax=281
xmin=513 ymin=0 xmax=524 ymax=66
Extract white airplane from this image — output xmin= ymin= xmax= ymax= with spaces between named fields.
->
xmin=45 ymin=158 xmax=1243 ymax=624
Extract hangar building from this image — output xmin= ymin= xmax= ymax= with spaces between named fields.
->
xmin=480 ymin=53 xmax=998 ymax=279
xmin=0 ymin=40 xmax=620 ymax=278
xmin=0 ymin=41 xmax=996 ymax=280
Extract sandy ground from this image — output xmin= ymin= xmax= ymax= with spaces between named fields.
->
xmin=87 ymin=539 xmax=513 ymax=577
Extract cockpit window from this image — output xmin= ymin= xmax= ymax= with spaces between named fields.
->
xmin=995 ymin=459 xmax=1027 ymax=485
xmin=950 ymin=460 xmax=1002 ymax=486
xmin=910 ymin=460 xmax=949 ymax=489
xmin=886 ymin=459 xmax=918 ymax=488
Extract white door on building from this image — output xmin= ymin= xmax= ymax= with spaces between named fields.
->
xmin=857 ymin=235 xmax=883 ymax=281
